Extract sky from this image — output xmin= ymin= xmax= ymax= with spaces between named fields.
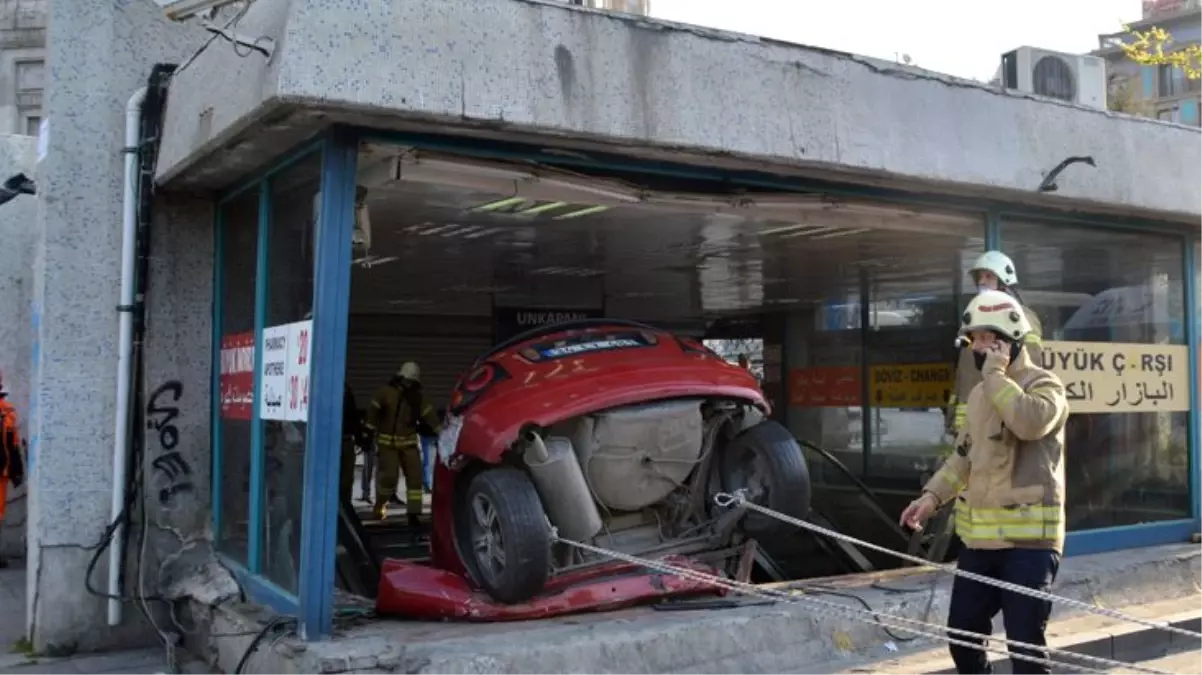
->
xmin=648 ymin=0 xmax=1144 ymax=81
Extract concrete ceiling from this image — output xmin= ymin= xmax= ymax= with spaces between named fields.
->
xmin=348 ymin=145 xmax=988 ymax=321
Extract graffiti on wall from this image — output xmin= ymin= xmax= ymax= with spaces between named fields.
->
xmin=146 ymin=380 xmax=193 ymax=505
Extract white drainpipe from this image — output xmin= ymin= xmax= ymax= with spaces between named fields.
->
xmin=108 ymin=86 xmax=147 ymax=626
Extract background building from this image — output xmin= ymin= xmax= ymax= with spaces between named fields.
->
xmin=0 ymin=0 xmax=46 ymax=136
xmin=1094 ymin=0 xmax=1201 ymax=124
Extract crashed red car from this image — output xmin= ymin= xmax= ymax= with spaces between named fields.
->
xmin=376 ymin=319 xmax=812 ymax=620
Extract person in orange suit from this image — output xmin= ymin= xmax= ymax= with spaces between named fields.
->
xmin=0 ymin=379 xmax=25 ymax=568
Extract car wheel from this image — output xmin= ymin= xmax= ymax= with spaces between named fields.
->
xmin=715 ymin=420 xmax=811 ymax=539
xmin=458 ymin=467 xmax=551 ymax=604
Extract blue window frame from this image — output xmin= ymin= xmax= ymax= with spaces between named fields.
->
xmin=210 ymin=133 xmax=357 ymax=635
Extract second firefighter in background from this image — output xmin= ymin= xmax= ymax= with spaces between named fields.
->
xmin=364 ymin=361 xmax=441 ymax=525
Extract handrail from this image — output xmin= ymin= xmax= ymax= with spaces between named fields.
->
xmin=796 ymin=438 xmax=913 ymax=549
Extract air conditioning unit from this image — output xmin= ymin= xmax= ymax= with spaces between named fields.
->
xmin=1000 ymin=47 xmax=1107 ymax=110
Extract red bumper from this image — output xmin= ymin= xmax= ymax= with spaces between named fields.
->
xmin=375 ymin=557 xmax=726 ymax=621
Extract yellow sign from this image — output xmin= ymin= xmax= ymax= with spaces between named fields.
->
xmin=869 ymin=362 xmax=955 ymax=408
xmin=1040 ymin=340 xmax=1189 ymax=414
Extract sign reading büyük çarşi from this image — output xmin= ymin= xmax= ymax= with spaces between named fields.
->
xmin=1039 ymin=340 xmax=1188 ymax=414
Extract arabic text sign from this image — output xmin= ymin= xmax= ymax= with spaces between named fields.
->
xmin=260 ymin=324 xmax=291 ymax=421
xmin=219 ymin=332 xmax=254 ymax=420
xmin=869 ymin=362 xmax=955 ymax=409
xmin=1040 ymin=340 xmax=1188 ymax=414
xmin=789 ymin=367 xmax=861 ymax=407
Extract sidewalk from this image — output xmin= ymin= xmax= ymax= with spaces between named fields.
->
xmin=0 ymin=560 xmax=196 ymax=674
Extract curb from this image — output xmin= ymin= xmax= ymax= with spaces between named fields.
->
xmin=833 ymin=597 xmax=1202 ymax=674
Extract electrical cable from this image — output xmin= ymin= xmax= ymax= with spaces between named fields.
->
xmin=792 ymin=581 xmax=928 ymax=643
xmin=233 ymin=616 xmax=297 ymax=674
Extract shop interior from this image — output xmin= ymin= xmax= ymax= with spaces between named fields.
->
xmin=327 ymin=141 xmax=993 ymax=596
xmin=214 ymin=139 xmax=1192 ymax=607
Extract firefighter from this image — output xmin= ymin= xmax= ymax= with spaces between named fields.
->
xmin=901 ymin=291 xmax=1069 ymax=675
xmin=946 ymin=251 xmax=1044 ymax=439
xmin=364 ymin=362 xmax=440 ymax=525
xmin=0 ymin=380 xmax=25 ymax=569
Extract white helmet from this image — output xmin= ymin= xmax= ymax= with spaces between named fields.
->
xmin=959 ymin=290 xmax=1032 ymax=341
xmin=397 ymin=361 xmax=421 ymax=382
xmin=970 ymin=250 xmax=1018 ymax=287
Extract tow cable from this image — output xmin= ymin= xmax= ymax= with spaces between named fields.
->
xmin=547 ymin=490 xmax=1200 ymax=675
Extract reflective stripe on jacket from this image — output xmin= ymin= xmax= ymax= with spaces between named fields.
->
xmin=924 ymin=347 xmax=1069 ymax=553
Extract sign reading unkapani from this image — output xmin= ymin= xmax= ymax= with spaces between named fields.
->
xmin=1039 ymin=340 xmax=1189 ymax=414
xmin=493 ymin=306 xmax=604 ymax=343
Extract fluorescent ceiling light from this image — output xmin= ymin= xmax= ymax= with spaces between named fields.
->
xmin=758 ymin=223 xmax=814 ymax=236
xmin=532 ymin=266 xmax=604 ymax=277
xmin=471 ymin=196 xmax=526 ymax=213
xmin=781 ymin=226 xmax=843 ymax=239
xmin=553 ymin=205 xmax=609 ymax=220
xmin=362 ymin=150 xmax=642 ymax=208
xmin=809 ymin=227 xmax=871 ymax=240
xmin=518 ymin=201 xmax=569 ymax=215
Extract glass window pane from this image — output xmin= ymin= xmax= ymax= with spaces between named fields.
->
xmin=260 ymin=153 xmax=320 ymax=592
xmin=865 ymin=237 xmax=984 ymax=490
xmin=1004 ymin=221 xmax=1190 ymax=530
xmin=215 ymin=188 xmax=259 ymax=563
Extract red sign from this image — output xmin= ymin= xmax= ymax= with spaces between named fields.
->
xmin=789 ymin=366 xmax=862 ymax=407
xmin=220 ymin=332 xmax=255 ymax=420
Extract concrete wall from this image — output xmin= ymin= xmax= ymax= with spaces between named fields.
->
xmin=0 ymin=132 xmax=35 ymax=559
xmin=155 ymin=0 xmax=1201 ymax=222
xmin=139 ymin=194 xmax=215 ymax=605
xmin=26 ymin=0 xmax=211 ymax=652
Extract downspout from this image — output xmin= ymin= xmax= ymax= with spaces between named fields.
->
xmin=108 ymin=86 xmax=148 ymax=626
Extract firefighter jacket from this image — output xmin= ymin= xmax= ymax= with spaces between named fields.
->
xmin=947 ymin=304 xmax=1044 ymax=436
xmin=923 ymin=346 xmax=1069 ymax=553
xmin=365 ymin=384 xmax=440 ymax=447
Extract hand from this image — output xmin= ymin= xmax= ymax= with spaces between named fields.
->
xmin=899 ymin=493 xmax=938 ymax=531
xmin=983 ymin=341 xmax=1011 ymax=369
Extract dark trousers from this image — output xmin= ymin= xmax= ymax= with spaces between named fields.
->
xmin=947 ymin=547 xmax=1061 ymax=675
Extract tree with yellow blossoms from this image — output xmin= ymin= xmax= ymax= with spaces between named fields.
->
xmin=1119 ymin=25 xmax=1201 ymax=80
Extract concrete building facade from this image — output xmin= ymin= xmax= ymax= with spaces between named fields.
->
xmin=0 ymin=0 xmax=1198 ymax=667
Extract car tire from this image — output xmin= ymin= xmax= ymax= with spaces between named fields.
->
xmin=715 ymin=420 xmax=811 ymax=539
xmin=458 ymin=467 xmax=551 ymax=604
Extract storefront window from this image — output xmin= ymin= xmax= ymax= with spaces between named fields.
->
xmin=1002 ymin=220 xmax=1190 ymax=530
xmin=259 ymin=153 xmax=320 ymax=592
xmin=864 ymin=240 xmax=983 ymax=490
xmin=215 ymin=189 xmax=259 ymax=563
xmin=782 ymin=204 xmax=986 ymax=570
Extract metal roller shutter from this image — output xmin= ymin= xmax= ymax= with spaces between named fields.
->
xmin=345 ymin=321 xmax=492 ymax=413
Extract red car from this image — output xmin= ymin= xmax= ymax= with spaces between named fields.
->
xmin=376 ymin=320 xmax=811 ymax=620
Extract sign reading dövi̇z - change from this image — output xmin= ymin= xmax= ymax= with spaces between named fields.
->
xmin=1040 ymin=340 xmax=1188 ymax=414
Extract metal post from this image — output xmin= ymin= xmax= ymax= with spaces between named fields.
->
xmin=859 ymin=267 xmax=872 ymax=477
xmin=210 ymin=208 xmax=226 ymax=549
xmin=298 ymin=128 xmax=358 ymax=640
xmin=248 ymin=181 xmax=271 ymax=573
xmin=1185 ymin=238 xmax=1200 ymax=530
xmin=985 ymin=210 xmax=1001 ymax=250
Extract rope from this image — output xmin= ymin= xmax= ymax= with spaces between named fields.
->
xmin=552 ymin=535 xmax=1172 ymax=675
xmin=715 ymin=490 xmax=1202 ymax=641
